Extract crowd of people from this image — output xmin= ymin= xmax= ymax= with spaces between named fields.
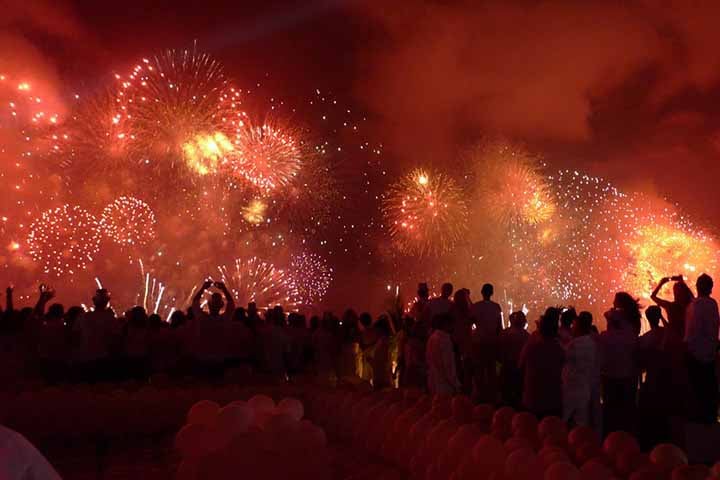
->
xmin=0 ymin=274 xmax=718 ymax=448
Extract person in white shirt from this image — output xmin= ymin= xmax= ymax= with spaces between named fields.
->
xmin=426 ymin=312 xmax=460 ymax=395
xmin=562 ymin=311 xmax=598 ymax=426
xmin=421 ymin=283 xmax=453 ymax=328
xmin=0 ymin=424 xmax=62 ymax=480
xmin=684 ymin=273 xmax=719 ymax=424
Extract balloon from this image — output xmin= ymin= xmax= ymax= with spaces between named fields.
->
xmin=451 ymin=396 xmax=474 ymax=424
xmin=568 ymin=425 xmax=599 ymax=450
xmin=216 ymin=403 xmax=254 ymax=436
xmin=175 ymin=423 xmax=213 ymax=458
xmin=616 ymin=451 xmax=650 ymax=478
xmin=580 ymin=459 xmax=613 ymax=480
xmin=602 ymin=431 xmax=639 ymax=461
xmin=493 ymin=406 xmax=516 ymax=429
xmin=187 ymin=400 xmax=220 ymax=427
xmin=248 ymin=394 xmax=275 ymax=414
xmin=470 ymin=435 xmax=507 ymax=477
xmin=544 ymin=462 xmax=579 ymax=480
xmin=505 ymin=448 xmax=542 ymax=480
xmin=505 ymin=436 xmax=534 ymax=453
xmin=512 ymin=412 xmax=539 ymax=437
xmin=650 ymin=444 xmax=688 ymax=472
xmin=277 ymin=398 xmax=304 ymax=421
xmin=473 ymin=404 xmax=495 ymax=431
xmin=176 ymin=459 xmax=199 ymax=480
xmin=538 ymin=417 xmax=567 ymax=441
xmin=671 ymin=464 xmax=710 ymax=480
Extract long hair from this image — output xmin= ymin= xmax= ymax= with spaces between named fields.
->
xmin=673 ymin=281 xmax=694 ymax=306
xmin=614 ymin=291 xmax=642 ymax=333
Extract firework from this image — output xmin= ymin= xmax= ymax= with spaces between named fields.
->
xmin=242 ymin=198 xmax=267 ymax=225
xmin=382 ymin=168 xmax=469 ymax=256
xmin=116 ymin=46 xmax=242 ymax=177
xmin=217 ymin=257 xmax=298 ymax=310
xmin=620 ymin=199 xmax=720 ymax=302
xmin=100 ymin=196 xmax=156 ymax=247
xmin=229 ymin=117 xmax=304 ymax=191
xmin=26 ymin=204 xmax=101 ymax=276
xmin=470 ymin=141 xmax=555 ymax=226
xmin=290 ymin=252 xmax=333 ymax=305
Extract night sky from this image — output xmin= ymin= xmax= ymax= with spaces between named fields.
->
xmin=3 ymin=0 xmax=720 ymax=311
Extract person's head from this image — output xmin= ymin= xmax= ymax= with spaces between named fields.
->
xmin=481 ymin=283 xmax=494 ymax=300
xmin=673 ymin=281 xmax=694 ymax=305
xmin=309 ymin=315 xmax=320 ymax=331
xmin=418 ymin=283 xmax=429 ymax=300
xmin=573 ymin=311 xmax=593 ymax=337
xmin=169 ymin=310 xmax=186 ymax=329
xmin=342 ymin=309 xmax=359 ymax=325
xmin=613 ymin=291 xmax=642 ymax=329
xmin=65 ymin=306 xmax=84 ymax=327
xmin=208 ymin=292 xmax=224 ymax=315
xmin=93 ymin=289 xmax=110 ymax=310
xmin=359 ymin=312 xmax=372 ymax=328
xmin=453 ymin=289 xmax=469 ymax=309
xmin=645 ymin=305 xmax=663 ymax=329
xmin=247 ymin=302 xmax=258 ymax=316
xmin=233 ymin=307 xmax=247 ymax=323
xmin=539 ymin=307 xmax=561 ymax=338
xmin=697 ymin=273 xmax=714 ymax=297
xmin=47 ymin=303 xmax=64 ymax=320
xmin=129 ymin=306 xmax=147 ymax=327
xmin=432 ymin=312 xmax=453 ymax=333
xmin=560 ymin=307 xmax=577 ymax=328
xmin=148 ymin=313 xmax=162 ymax=329
xmin=440 ymin=283 xmax=453 ymax=299
xmin=509 ymin=311 xmax=527 ymax=329
xmin=375 ymin=316 xmax=392 ymax=337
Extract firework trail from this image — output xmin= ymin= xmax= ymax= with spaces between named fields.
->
xmin=382 ymin=168 xmax=469 ymax=257
xmin=217 ymin=257 xmax=298 ymax=310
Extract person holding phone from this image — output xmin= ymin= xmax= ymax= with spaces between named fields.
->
xmin=189 ymin=279 xmax=236 ymax=379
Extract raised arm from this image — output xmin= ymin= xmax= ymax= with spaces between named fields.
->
xmin=191 ymin=280 xmax=213 ymax=317
xmin=214 ymin=281 xmax=235 ymax=318
xmin=650 ymin=277 xmax=672 ymax=310
xmin=33 ymin=284 xmax=55 ymax=317
xmin=6 ymin=286 xmax=14 ymax=313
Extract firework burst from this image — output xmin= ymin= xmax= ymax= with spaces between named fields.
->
xmin=116 ymin=45 xmax=243 ymax=177
xmin=382 ymin=168 xmax=469 ymax=256
xmin=470 ymin=141 xmax=555 ymax=226
xmin=100 ymin=196 xmax=156 ymax=247
xmin=290 ymin=252 xmax=333 ymax=306
xmin=27 ymin=204 xmax=101 ymax=276
xmin=229 ymin=117 xmax=304 ymax=191
xmin=217 ymin=257 xmax=298 ymax=310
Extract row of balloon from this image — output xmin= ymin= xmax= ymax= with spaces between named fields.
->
xmin=174 ymin=395 xmax=330 ymax=480
xmin=304 ymin=388 xmax=720 ymax=480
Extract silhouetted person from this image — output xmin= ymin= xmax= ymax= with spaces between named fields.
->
xmin=451 ymin=288 xmax=473 ymax=394
xmin=685 ymin=273 xmax=719 ymax=424
xmin=637 ymin=305 xmax=672 ymax=448
xmin=558 ymin=307 xmax=577 ymax=347
xmin=74 ymin=288 xmax=115 ymax=382
xmin=372 ymin=316 xmax=394 ymax=390
xmin=651 ymin=276 xmax=694 ymax=338
xmin=497 ymin=311 xmax=529 ymax=408
xmin=600 ymin=292 xmax=640 ymax=434
xmin=426 ymin=313 xmax=460 ymax=395
xmin=190 ymin=280 xmax=235 ymax=379
xmin=519 ymin=307 xmax=565 ymax=418
xmin=422 ymin=283 xmax=453 ymax=328
xmin=124 ymin=306 xmax=149 ymax=380
xmin=562 ymin=310 xmax=598 ymax=427
xmin=470 ymin=283 xmax=502 ymax=403
xmin=410 ymin=283 xmax=430 ymax=325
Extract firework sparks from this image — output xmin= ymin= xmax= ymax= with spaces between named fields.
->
xmin=382 ymin=168 xmax=469 ymax=256
xmin=27 ymin=204 xmax=101 ymax=276
xmin=290 ymin=252 xmax=333 ymax=306
xmin=242 ymin=198 xmax=267 ymax=224
xmin=100 ymin=196 xmax=156 ymax=247
xmin=217 ymin=257 xmax=298 ymax=310
xmin=470 ymin=141 xmax=555 ymax=226
xmin=229 ymin=118 xmax=304 ymax=191
xmin=116 ymin=45 xmax=242 ymax=177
